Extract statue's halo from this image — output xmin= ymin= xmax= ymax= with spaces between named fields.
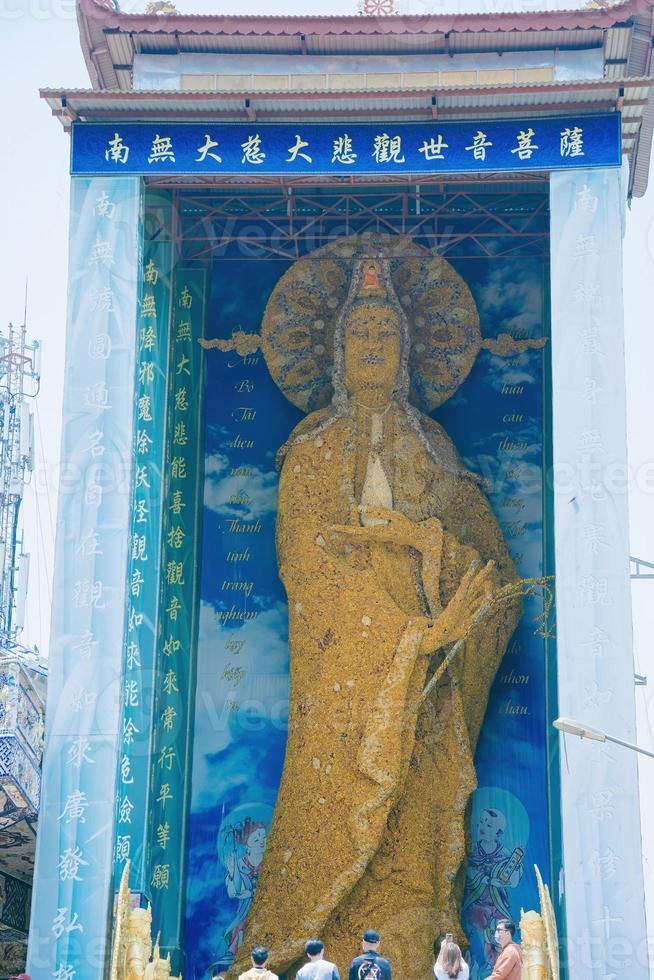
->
xmin=260 ymin=234 xmax=481 ymax=414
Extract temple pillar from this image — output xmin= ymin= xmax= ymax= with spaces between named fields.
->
xmin=27 ymin=176 xmax=142 ymax=980
xmin=550 ymin=166 xmax=648 ymax=978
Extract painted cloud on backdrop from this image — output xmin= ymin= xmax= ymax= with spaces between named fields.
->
xmin=204 ymin=451 xmax=278 ymax=521
xmin=192 ymin=599 xmax=289 ymax=811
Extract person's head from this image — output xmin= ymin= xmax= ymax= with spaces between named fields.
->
xmin=251 ymin=946 xmax=269 ymax=967
xmin=362 ymin=929 xmax=380 ymax=952
xmin=435 ymin=934 xmax=455 ymax=968
xmin=305 ymin=939 xmax=325 ymax=961
xmin=439 ymin=941 xmax=464 ymax=979
xmin=494 ymin=920 xmax=516 ymax=949
xmin=478 ymin=808 xmax=506 ymax=845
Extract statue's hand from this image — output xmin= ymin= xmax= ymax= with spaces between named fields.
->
xmin=329 ymin=506 xmax=441 ymax=552
xmin=421 ymin=559 xmax=496 ymax=652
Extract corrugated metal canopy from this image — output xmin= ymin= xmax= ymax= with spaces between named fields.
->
xmin=125 ymin=28 xmax=608 ymax=56
xmin=77 ymin=0 xmax=650 ymax=92
xmin=40 ymin=76 xmax=651 ymax=131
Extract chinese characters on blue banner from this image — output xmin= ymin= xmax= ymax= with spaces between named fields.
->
xmin=27 ymin=177 xmax=141 ymax=980
xmin=113 ymin=234 xmax=172 ymax=896
xmin=146 ymin=267 xmax=206 ymax=970
xmin=72 ymin=116 xmax=621 ymax=176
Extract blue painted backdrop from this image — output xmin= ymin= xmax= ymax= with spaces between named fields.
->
xmin=184 ymin=248 xmax=553 ymax=980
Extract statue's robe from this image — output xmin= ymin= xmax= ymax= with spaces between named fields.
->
xmin=231 ymin=404 xmax=520 ymax=980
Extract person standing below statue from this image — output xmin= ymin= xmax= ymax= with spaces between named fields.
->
xmin=297 ymin=939 xmax=340 ymax=980
xmin=489 ymin=921 xmax=522 ymax=980
xmin=237 ymin=946 xmax=278 ymax=980
xmin=434 ymin=937 xmax=469 ymax=980
xmin=348 ymin=930 xmax=392 ymax=980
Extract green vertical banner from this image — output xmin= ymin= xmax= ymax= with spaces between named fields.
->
xmin=113 ymin=229 xmax=173 ymax=896
xmin=147 ymin=266 xmax=206 ymax=968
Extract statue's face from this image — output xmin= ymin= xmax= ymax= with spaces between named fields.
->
xmin=343 ymin=302 xmax=402 ymax=404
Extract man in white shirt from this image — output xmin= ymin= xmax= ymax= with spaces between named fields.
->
xmin=237 ymin=945 xmax=278 ymax=980
xmin=297 ymin=939 xmax=340 ymax=980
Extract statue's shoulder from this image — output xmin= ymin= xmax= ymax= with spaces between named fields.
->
xmin=287 ymin=407 xmax=333 ymax=443
xmin=277 ymin=408 xmax=339 ymax=470
xmin=416 ymin=411 xmax=463 ymax=469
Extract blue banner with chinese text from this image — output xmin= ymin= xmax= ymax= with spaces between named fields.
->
xmin=71 ymin=115 xmax=621 ymax=177
xmin=27 ymin=176 xmax=141 ymax=980
xmin=146 ymin=266 xmax=207 ymax=973
xmin=113 ymin=234 xmax=172 ymax=897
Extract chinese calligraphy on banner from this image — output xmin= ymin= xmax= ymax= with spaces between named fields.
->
xmin=146 ymin=267 xmax=206 ymax=969
xmin=71 ymin=116 xmax=621 ymax=177
xmin=27 ymin=177 xmax=140 ymax=980
xmin=550 ymin=168 xmax=648 ymax=977
xmin=113 ymin=227 xmax=173 ymax=896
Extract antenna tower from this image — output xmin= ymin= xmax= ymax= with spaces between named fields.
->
xmin=0 ymin=322 xmax=40 ymax=646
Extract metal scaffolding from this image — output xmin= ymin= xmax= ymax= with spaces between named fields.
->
xmin=0 ymin=323 xmax=40 ymax=644
xmin=144 ymin=175 xmax=550 ymax=262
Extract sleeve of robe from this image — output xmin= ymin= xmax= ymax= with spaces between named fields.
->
xmin=422 ymin=415 xmax=522 ymax=752
xmin=419 ymin=416 xmax=522 ymax=917
xmin=439 ymin=475 xmax=522 ymax=752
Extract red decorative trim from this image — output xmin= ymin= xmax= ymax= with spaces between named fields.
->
xmin=78 ymin=0 xmax=647 ymax=37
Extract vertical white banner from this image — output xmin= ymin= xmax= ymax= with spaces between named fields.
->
xmin=550 ymin=167 xmax=648 ymax=977
xmin=27 ymin=176 xmax=141 ymax=980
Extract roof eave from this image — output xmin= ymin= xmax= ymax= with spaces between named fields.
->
xmin=38 ymin=76 xmax=649 ymax=133
xmin=76 ymin=0 xmax=654 ymax=93
xmin=77 ymin=0 xmax=650 ymax=35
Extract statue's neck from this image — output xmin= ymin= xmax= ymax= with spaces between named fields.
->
xmin=352 ymin=400 xmax=393 ymax=453
xmin=351 ymin=396 xmax=393 ymax=415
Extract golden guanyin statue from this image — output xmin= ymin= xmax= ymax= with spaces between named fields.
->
xmin=214 ymin=239 xmax=533 ymax=980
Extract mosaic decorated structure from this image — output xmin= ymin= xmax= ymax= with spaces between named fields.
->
xmin=0 ymin=652 xmax=45 ymax=977
xmin=31 ymin=2 xmax=654 ymax=979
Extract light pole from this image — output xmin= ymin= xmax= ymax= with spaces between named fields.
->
xmin=553 ymin=716 xmax=654 ymax=759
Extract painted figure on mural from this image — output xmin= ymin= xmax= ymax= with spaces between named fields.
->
xmin=217 ymin=238 xmax=532 ymax=980
xmin=211 ymin=805 xmax=273 ymax=972
xmin=222 ymin=819 xmax=267 ymax=957
xmin=462 ymin=808 xmax=524 ymax=973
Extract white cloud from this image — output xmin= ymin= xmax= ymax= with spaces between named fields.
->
xmin=482 ymin=352 xmax=541 ymax=392
xmin=191 ymin=600 xmax=290 ymax=810
xmin=476 ymin=262 xmax=543 ymax=339
xmin=204 ymin=452 xmax=278 ymax=520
